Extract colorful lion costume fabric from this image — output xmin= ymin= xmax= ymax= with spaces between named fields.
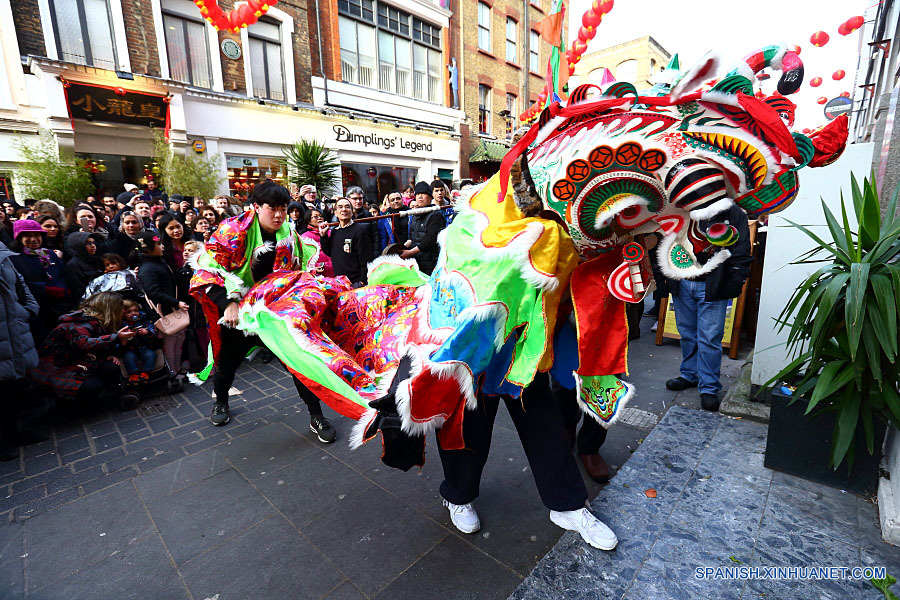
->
xmin=192 ymin=45 xmax=847 ymax=470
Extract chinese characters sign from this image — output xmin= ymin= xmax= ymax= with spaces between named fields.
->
xmin=66 ymin=83 xmax=168 ymax=128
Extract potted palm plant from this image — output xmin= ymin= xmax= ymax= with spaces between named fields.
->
xmin=281 ymin=138 xmax=341 ymax=195
xmin=764 ymin=174 xmax=900 ymax=495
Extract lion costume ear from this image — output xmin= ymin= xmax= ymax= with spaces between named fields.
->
xmin=670 ymin=51 xmax=721 ymax=101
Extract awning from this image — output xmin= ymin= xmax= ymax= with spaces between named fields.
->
xmin=469 ymin=138 xmax=510 ymax=163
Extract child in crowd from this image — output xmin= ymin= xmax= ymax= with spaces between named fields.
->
xmin=121 ymin=299 xmax=159 ymax=383
xmin=83 ymin=253 xmax=141 ymax=300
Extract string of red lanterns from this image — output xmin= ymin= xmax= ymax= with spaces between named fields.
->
xmin=194 ymin=0 xmax=278 ymax=33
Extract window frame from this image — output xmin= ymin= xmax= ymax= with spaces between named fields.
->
xmin=47 ymin=0 xmax=119 ymax=69
xmin=478 ymin=84 xmax=491 ymax=135
xmin=529 ymin=29 xmax=540 ymax=73
xmin=161 ymin=10 xmax=213 ymax=88
xmin=338 ymin=1 xmax=444 ymax=104
xmin=247 ymin=17 xmax=286 ymax=101
xmin=505 ymin=17 xmax=517 ymax=64
xmin=477 ymin=2 xmax=491 ymax=52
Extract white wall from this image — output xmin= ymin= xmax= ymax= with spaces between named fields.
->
xmin=751 ymin=142 xmax=875 ymax=386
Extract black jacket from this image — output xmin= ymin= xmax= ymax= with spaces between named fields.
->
xmin=321 ymin=222 xmax=374 ymax=286
xmin=63 ymin=232 xmax=102 ymax=301
xmin=111 ymin=234 xmax=141 ymax=267
xmin=407 ymin=210 xmax=446 ymax=275
xmin=137 ymin=255 xmax=180 ymax=314
xmin=669 ymin=204 xmax=752 ymax=302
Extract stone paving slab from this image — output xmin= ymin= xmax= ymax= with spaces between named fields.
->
xmin=509 ymin=406 xmax=900 ymax=600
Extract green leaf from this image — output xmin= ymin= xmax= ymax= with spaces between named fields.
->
xmin=782 ymin=218 xmax=851 ymax=264
xmin=822 ymin=199 xmax=852 ymax=258
xmin=860 ymin=175 xmax=882 ymax=250
xmin=870 ymin=274 xmax=898 ymax=361
xmin=831 ymin=389 xmax=860 ymax=469
xmin=281 ymin=139 xmax=342 ymax=195
xmin=882 ymin=182 xmax=900 ymax=237
xmin=851 ymin=172 xmax=864 ymax=222
xmin=868 ymin=573 xmax=899 ymax=600
xmin=807 ymin=361 xmax=849 ymax=414
xmin=883 ymin=385 xmax=900 ymax=426
xmin=862 ymin=318 xmax=883 ymax=385
xmin=846 ymin=263 xmax=870 ymax=360
xmin=862 ymin=401 xmax=875 ymax=456
xmin=810 ymin=273 xmax=850 ymax=347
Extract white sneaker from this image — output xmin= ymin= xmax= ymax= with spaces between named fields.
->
xmin=443 ymin=499 xmax=481 ymax=533
xmin=549 ymin=507 xmax=618 ymax=550
xmin=650 ymin=322 xmax=658 ymax=332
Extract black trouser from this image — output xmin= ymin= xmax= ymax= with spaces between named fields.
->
xmin=76 ymin=361 xmax=125 ymax=405
xmin=437 ymin=372 xmax=588 ymax=512
xmin=212 ymin=326 xmax=322 ymax=417
xmin=552 ymin=376 xmax=608 ymax=455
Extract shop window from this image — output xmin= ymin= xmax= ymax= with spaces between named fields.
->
xmin=505 ymin=18 xmax=517 ymax=63
xmin=226 ymin=156 xmax=285 ymax=201
xmin=478 ymin=84 xmax=491 ymax=135
xmin=49 ymin=0 xmax=117 ymax=69
xmin=248 ymin=18 xmax=285 ymax=101
xmin=163 ymin=13 xmax=212 ymax=88
xmin=505 ymin=93 xmax=516 ymax=137
xmin=342 ymin=163 xmax=417 ymax=203
xmin=529 ymin=30 xmax=539 ymax=72
xmin=477 ymin=3 xmax=491 ymax=52
xmin=377 ymin=4 xmax=409 ymax=36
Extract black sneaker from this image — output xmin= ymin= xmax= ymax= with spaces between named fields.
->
xmin=665 ymin=377 xmax=698 ymax=391
xmin=309 ymin=415 xmax=336 ymax=443
xmin=700 ymin=393 xmax=721 ymax=412
xmin=210 ymin=402 xmax=230 ymax=426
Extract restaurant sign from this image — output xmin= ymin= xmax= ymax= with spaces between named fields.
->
xmin=65 ymin=82 xmax=169 ymax=128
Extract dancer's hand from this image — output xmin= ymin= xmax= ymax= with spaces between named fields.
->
xmin=223 ymin=302 xmax=240 ymax=327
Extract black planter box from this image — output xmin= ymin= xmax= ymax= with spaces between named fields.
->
xmin=764 ymin=388 xmax=885 ymax=496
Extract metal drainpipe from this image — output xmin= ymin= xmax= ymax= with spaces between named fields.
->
xmin=523 ymin=0 xmax=529 ymax=106
xmin=313 ymin=0 xmax=330 ymax=107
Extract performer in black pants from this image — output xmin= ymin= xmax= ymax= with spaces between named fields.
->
xmin=551 ymin=375 xmax=610 ymax=483
xmin=436 ymin=372 xmax=618 ymax=550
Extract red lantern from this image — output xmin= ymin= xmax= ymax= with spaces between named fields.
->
xmin=843 ymin=15 xmax=864 ymax=34
xmin=840 ymin=91 xmax=850 ymax=98
xmin=793 ymin=45 xmax=802 ymax=55
xmin=597 ymin=0 xmax=614 ymax=15
xmin=832 ymin=70 xmax=846 ymax=81
xmin=810 ymin=31 xmax=830 ymax=47
xmin=573 ymin=40 xmax=587 ymax=56
xmin=582 ymin=9 xmax=601 ymax=29
xmin=577 ymin=27 xmax=590 ymax=42
xmin=817 ymin=97 xmax=827 ymax=104
xmin=837 ymin=22 xmax=850 ymax=36
xmin=809 ymin=76 xmax=823 ymax=87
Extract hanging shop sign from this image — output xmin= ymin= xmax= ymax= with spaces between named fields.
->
xmin=63 ymin=81 xmax=170 ymax=129
xmin=823 ymin=96 xmax=852 ymax=121
xmin=333 ymin=124 xmax=434 ymax=155
xmin=192 ymin=140 xmax=206 ymax=153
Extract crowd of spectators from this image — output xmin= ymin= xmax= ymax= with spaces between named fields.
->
xmin=0 ymin=176 xmax=470 ymax=461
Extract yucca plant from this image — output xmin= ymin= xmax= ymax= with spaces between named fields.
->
xmin=281 ymin=138 xmax=340 ymax=195
xmin=770 ymin=173 xmax=900 ymax=471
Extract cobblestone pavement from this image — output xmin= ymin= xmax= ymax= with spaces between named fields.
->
xmin=511 ymin=407 xmax=900 ymax=600
xmin=0 ymin=317 xmax=752 ymax=599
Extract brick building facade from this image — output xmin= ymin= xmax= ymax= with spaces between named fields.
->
xmin=460 ymin=0 xmax=554 ymax=180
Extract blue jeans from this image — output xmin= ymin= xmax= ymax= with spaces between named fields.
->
xmin=672 ymin=279 xmax=728 ymax=395
xmin=122 ymin=347 xmax=157 ymax=374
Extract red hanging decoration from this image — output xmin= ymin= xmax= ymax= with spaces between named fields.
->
xmin=837 ymin=23 xmax=851 ymax=36
xmin=810 ymin=31 xmax=830 ymax=47
xmin=793 ymin=45 xmax=802 ymax=55
xmin=832 ymin=69 xmax=846 ymax=81
xmin=840 ymin=91 xmax=850 ymax=97
xmin=843 ymin=15 xmax=864 ymax=35
xmin=809 ymin=77 xmax=823 ymax=87
xmin=573 ymin=40 xmax=587 ymax=56
xmin=596 ymin=0 xmax=614 ymax=15
xmin=817 ymin=96 xmax=827 ymax=104
xmin=582 ymin=9 xmax=601 ymax=29
xmin=195 ymin=0 xmax=277 ymax=32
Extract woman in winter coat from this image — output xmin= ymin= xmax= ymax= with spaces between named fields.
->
xmin=110 ymin=210 xmax=144 ymax=267
xmin=136 ymin=231 xmax=189 ymax=375
xmin=0 ymin=241 xmax=40 ymax=460
xmin=9 ymin=220 xmax=67 ymax=345
xmin=31 ymin=291 xmax=138 ymax=409
xmin=63 ymin=232 xmax=102 ymax=302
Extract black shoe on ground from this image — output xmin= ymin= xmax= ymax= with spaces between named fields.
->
xmin=643 ymin=310 xmax=656 ymax=318
xmin=0 ymin=443 xmax=19 ymax=462
xmin=210 ymin=402 xmax=230 ymax=426
xmin=310 ymin=415 xmax=336 ymax=443
xmin=665 ymin=377 xmax=698 ymax=391
xmin=700 ymin=393 xmax=721 ymax=412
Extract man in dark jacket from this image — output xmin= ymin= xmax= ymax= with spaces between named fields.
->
xmin=665 ymin=204 xmax=752 ymax=411
xmin=377 ymin=191 xmax=408 ymax=252
xmin=346 ymin=186 xmax=379 ymax=256
xmin=402 ymin=182 xmax=445 ymax=275
xmin=319 ymin=198 xmax=374 ymax=287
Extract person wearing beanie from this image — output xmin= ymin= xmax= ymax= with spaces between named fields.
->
xmin=402 ymin=182 xmax=446 ymax=275
xmin=9 ymin=220 xmax=67 ymax=344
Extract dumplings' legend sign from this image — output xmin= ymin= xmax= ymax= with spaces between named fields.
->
xmin=333 ymin=124 xmax=434 ymax=155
